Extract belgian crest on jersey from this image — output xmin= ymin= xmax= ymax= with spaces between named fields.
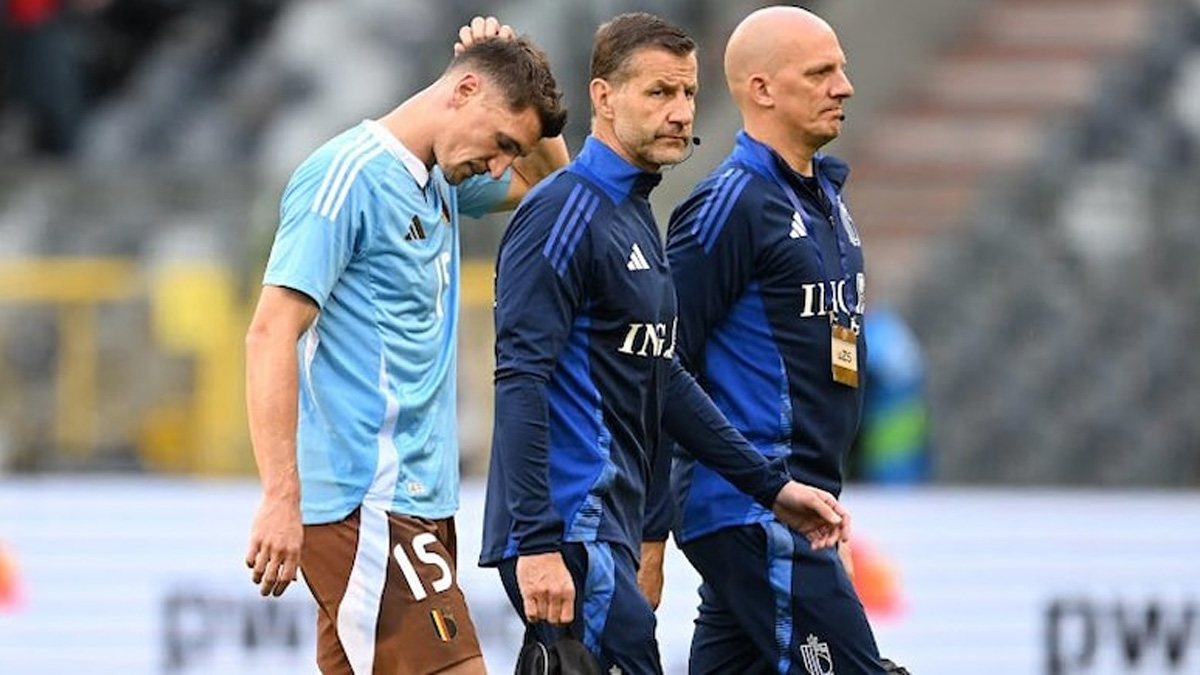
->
xmin=837 ymin=197 xmax=861 ymax=247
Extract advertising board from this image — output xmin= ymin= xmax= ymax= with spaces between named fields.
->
xmin=1 ymin=480 xmax=1197 ymax=673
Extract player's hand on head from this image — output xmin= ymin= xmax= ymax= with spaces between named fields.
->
xmin=455 ymin=15 xmax=515 ymax=56
xmin=770 ymin=482 xmax=852 ymax=551
xmin=516 ymin=551 xmax=576 ymax=626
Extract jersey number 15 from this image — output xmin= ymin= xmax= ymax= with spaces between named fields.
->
xmin=393 ymin=533 xmax=452 ymax=600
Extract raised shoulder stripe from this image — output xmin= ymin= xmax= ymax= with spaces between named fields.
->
xmin=543 ymin=183 xmax=602 ymax=276
xmin=543 ymin=184 xmax=585 ymax=256
xmin=705 ymin=172 xmax=753 ymax=253
xmin=311 ymin=133 xmax=382 ymax=219
xmin=325 ymin=144 xmax=385 ymax=220
xmin=693 ymin=168 xmax=752 ymax=253
xmin=690 ymin=167 xmax=738 ymax=236
xmin=556 ymin=194 xmax=600 ymax=276
xmin=310 ymin=131 xmax=373 ymax=214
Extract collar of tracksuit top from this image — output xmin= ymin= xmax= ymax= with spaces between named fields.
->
xmin=727 ymin=129 xmax=850 ymax=193
xmin=572 ymin=136 xmax=663 ymax=203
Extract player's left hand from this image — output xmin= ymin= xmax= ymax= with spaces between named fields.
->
xmin=769 ymin=481 xmax=852 ymax=550
xmin=454 ymin=15 xmax=515 ymax=56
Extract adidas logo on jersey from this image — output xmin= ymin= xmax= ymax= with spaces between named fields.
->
xmin=406 ymin=216 xmax=427 ymax=241
xmin=627 ymin=243 xmax=651 ymax=271
xmin=789 ymin=212 xmax=807 ymax=239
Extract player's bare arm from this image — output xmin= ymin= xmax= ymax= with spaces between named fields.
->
xmin=503 ymin=135 xmax=569 ymax=209
xmin=244 ymin=285 xmax=318 ymax=597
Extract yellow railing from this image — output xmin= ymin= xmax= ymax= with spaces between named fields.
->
xmin=147 ymin=262 xmax=248 ymax=474
xmin=0 ymin=257 xmax=499 ymax=475
xmin=0 ymin=259 xmax=139 ymax=459
xmin=0 ymin=258 xmax=248 ymax=473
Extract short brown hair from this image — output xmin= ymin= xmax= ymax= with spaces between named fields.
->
xmin=590 ymin=12 xmax=696 ymax=84
xmin=450 ymin=37 xmax=568 ymax=139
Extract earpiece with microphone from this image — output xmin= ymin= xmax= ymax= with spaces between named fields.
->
xmin=670 ymin=135 xmax=702 ymax=168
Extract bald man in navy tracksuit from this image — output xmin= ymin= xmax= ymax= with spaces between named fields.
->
xmin=664 ymin=6 xmax=891 ymax=675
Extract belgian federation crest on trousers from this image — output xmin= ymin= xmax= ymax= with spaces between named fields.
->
xmin=800 ymin=634 xmax=835 ymax=674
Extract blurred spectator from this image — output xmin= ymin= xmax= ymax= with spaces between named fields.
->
xmin=1 ymin=0 xmax=284 ymax=162
xmin=78 ymin=0 xmax=182 ymax=96
xmin=850 ymin=306 xmax=932 ymax=484
xmin=2 ymin=0 xmax=87 ymax=156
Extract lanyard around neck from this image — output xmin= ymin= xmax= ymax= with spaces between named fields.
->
xmin=764 ymin=155 xmax=860 ymax=323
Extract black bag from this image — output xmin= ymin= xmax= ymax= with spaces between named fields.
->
xmin=514 ymin=636 xmax=602 ymax=675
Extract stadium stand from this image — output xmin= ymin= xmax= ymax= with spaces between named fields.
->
xmin=0 ymin=0 xmax=1196 ymax=487
xmin=859 ymin=0 xmax=1200 ymax=485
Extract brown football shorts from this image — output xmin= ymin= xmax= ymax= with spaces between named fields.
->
xmin=301 ymin=506 xmax=482 ymax=674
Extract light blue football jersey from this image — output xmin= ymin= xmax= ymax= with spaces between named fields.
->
xmin=264 ymin=120 xmax=510 ymax=524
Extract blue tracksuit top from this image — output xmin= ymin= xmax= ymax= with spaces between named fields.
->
xmin=480 ymin=137 xmax=789 ymax=565
xmin=666 ymin=131 xmax=867 ymax=544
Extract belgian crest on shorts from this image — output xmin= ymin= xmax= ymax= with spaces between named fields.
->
xmin=429 ymin=608 xmax=458 ymax=642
